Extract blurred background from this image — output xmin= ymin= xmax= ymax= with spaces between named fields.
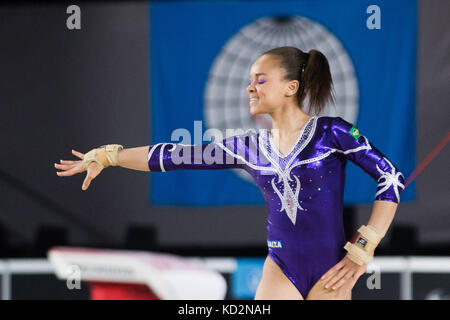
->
xmin=0 ymin=0 xmax=449 ymax=300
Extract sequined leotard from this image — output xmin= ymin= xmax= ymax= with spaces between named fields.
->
xmin=147 ymin=115 xmax=405 ymax=298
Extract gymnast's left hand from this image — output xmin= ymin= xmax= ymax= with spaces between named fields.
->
xmin=320 ymin=256 xmax=367 ymax=292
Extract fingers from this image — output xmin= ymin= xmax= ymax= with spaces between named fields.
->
xmin=344 ymin=270 xmax=363 ymax=293
xmin=54 ymin=162 xmax=77 ymax=170
xmin=329 ymin=271 xmax=354 ymax=291
xmin=56 ymin=152 xmax=103 ymax=191
xmin=325 ymin=267 xmax=348 ymax=290
xmin=55 ymin=150 xmax=84 ymax=175
xmin=55 ymin=159 xmax=83 ymax=176
xmin=60 ymin=160 xmax=77 ymax=164
xmin=321 ymin=260 xmax=344 ymax=281
xmin=346 ymin=277 xmax=358 ymax=293
xmin=345 ymin=265 xmax=367 ymax=292
xmin=82 ymin=172 xmax=95 ymax=190
xmin=328 ymin=263 xmax=365 ymax=292
xmin=81 ymin=162 xmax=104 ymax=190
xmin=56 ymin=166 xmax=82 ymax=177
xmin=72 ymin=149 xmax=84 ymax=160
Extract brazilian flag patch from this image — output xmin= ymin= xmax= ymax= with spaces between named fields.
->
xmin=349 ymin=126 xmax=361 ymax=140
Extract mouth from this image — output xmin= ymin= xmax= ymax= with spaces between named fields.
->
xmin=249 ymin=98 xmax=259 ymax=106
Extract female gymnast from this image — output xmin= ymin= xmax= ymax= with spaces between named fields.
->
xmin=55 ymin=46 xmax=405 ymax=300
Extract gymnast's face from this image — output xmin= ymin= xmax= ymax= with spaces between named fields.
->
xmin=247 ymin=54 xmax=292 ymax=116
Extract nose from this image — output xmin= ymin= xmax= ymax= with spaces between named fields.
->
xmin=247 ymin=82 xmax=255 ymax=94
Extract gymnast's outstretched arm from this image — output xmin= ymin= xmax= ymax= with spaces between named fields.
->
xmin=55 ymin=134 xmax=250 ymax=190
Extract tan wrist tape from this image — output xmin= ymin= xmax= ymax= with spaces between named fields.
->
xmin=81 ymin=144 xmax=123 ymax=170
xmin=344 ymin=225 xmax=383 ymax=265
xmin=344 ymin=242 xmax=373 ymax=265
xmin=101 ymin=144 xmax=123 ymax=167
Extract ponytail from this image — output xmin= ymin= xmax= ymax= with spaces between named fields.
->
xmin=300 ymin=49 xmax=335 ymax=115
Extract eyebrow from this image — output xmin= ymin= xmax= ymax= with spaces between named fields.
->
xmin=249 ymin=72 xmax=267 ymax=78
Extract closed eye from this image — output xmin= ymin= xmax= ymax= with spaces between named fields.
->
xmin=248 ymin=80 xmax=266 ymax=85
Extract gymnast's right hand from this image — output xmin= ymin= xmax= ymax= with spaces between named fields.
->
xmin=55 ymin=149 xmax=104 ymax=191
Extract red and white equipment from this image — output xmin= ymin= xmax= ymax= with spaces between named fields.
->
xmin=48 ymin=247 xmax=227 ymax=300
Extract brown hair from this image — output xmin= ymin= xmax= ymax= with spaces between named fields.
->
xmin=260 ymin=46 xmax=335 ymax=115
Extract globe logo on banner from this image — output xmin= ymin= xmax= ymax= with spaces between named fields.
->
xmin=204 ymin=16 xmax=359 ymax=183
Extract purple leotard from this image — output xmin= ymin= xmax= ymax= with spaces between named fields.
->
xmin=147 ymin=115 xmax=405 ymax=298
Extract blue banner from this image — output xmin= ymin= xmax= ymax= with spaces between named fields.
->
xmin=149 ymin=0 xmax=416 ymax=205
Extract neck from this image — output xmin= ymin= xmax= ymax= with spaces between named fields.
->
xmin=269 ymin=103 xmax=311 ymax=138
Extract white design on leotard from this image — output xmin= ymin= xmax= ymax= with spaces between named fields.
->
xmin=257 ymin=116 xmax=318 ymax=225
xmin=375 ymin=157 xmax=405 ymax=203
xmin=148 ymin=143 xmax=178 ymax=172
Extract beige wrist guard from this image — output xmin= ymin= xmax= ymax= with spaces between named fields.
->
xmin=82 ymin=144 xmax=123 ymax=170
xmin=344 ymin=225 xmax=382 ymax=266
